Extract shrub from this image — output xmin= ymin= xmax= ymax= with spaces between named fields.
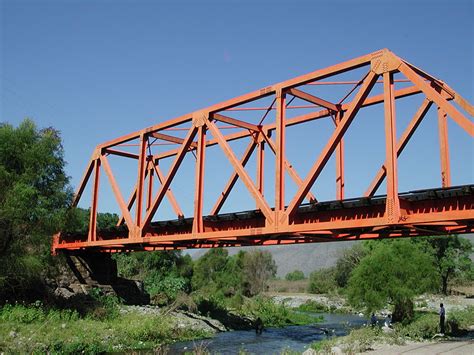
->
xmin=240 ymin=296 xmax=316 ymax=327
xmin=88 ymin=288 xmax=122 ymax=319
xmin=308 ymin=268 xmax=337 ymax=294
xmin=285 ymin=270 xmax=305 ymax=281
xmin=297 ymin=300 xmax=328 ymax=313
xmin=0 ymin=303 xmax=79 ymax=324
xmin=447 ymin=306 xmax=474 ymax=334
xmin=397 ymin=313 xmax=439 ymax=339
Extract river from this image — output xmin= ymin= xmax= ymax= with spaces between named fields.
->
xmin=168 ymin=313 xmax=369 ymax=354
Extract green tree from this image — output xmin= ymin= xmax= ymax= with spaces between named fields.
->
xmin=242 ymin=250 xmax=277 ymax=296
xmin=347 ymin=239 xmax=437 ymax=322
xmin=417 ymin=235 xmax=473 ymax=295
xmin=334 ymin=243 xmax=367 ymax=288
xmin=285 ymin=270 xmax=305 ymax=281
xmin=0 ymin=120 xmax=72 ymax=300
xmin=192 ymin=248 xmax=243 ymax=297
xmin=308 ymin=267 xmax=337 ymax=294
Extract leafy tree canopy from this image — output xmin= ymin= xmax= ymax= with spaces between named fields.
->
xmin=347 ymin=239 xmax=438 ymax=321
xmin=0 ymin=119 xmax=72 ymax=299
xmin=416 ymin=235 xmax=473 ymax=294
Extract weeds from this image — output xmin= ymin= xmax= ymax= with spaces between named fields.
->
xmin=0 ymin=303 xmax=211 ymax=353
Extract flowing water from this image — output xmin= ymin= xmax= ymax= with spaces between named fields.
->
xmin=168 ymin=313 xmax=369 ymax=354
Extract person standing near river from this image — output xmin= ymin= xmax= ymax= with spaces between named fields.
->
xmin=439 ymin=303 xmax=446 ymax=334
xmin=370 ymin=313 xmax=377 ymax=327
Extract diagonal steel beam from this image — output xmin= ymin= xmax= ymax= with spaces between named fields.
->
xmin=142 ymin=126 xmax=198 ymax=229
xmin=72 ymin=158 xmax=94 ymax=207
xmin=399 ymin=62 xmax=473 ymax=136
xmin=260 ymin=131 xmax=317 ymax=203
xmin=286 ymin=71 xmax=379 ymax=217
xmin=100 ymin=155 xmax=135 ymax=233
xmin=150 ymin=160 xmax=185 ymax=218
xmin=210 ymin=139 xmax=257 ymax=215
xmin=288 ymin=88 xmax=339 ymax=111
xmin=206 ymin=118 xmax=274 ymax=224
xmin=365 ymin=99 xmax=433 ymax=197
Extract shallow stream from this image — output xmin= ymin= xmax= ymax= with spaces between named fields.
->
xmin=168 ymin=313 xmax=368 ymax=354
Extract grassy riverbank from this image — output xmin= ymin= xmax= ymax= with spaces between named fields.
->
xmin=0 ymin=303 xmax=211 ymax=353
xmin=0 ymin=296 xmax=318 ymax=353
xmin=310 ymin=306 xmax=474 ymax=353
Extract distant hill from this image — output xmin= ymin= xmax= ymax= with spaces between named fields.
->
xmin=187 ymin=234 xmax=474 ymax=278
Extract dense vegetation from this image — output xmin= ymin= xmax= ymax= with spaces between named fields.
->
xmin=311 ymin=306 xmax=474 ymax=353
xmin=307 ymin=236 xmax=473 ymax=321
xmin=0 ymin=120 xmax=73 ymax=302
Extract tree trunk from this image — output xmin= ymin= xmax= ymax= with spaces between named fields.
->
xmin=392 ymin=298 xmax=414 ymax=323
xmin=441 ymin=273 xmax=449 ymax=295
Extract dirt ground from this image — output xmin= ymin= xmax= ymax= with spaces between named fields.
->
xmin=368 ymin=339 xmax=474 ymax=354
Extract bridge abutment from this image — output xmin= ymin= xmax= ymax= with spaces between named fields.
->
xmin=55 ymin=253 xmax=149 ymax=305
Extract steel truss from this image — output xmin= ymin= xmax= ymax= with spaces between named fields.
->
xmin=52 ymin=49 xmax=474 ymax=254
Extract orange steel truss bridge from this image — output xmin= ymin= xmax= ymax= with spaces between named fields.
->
xmin=52 ymin=49 xmax=474 ymax=254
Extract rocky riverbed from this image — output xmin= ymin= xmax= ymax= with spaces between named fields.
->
xmin=119 ymin=305 xmax=228 ymax=333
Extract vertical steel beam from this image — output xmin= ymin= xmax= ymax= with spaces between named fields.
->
xmin=88 ymin=158 xmax=100 ymax=242
xmin=135 ymin=134 xmax=147 ymax=227
xmin=335 ymin=111 xmax=345 ymax=200
xmin=365 ymin=99 xmax=432 ymax=197
xmin=193 ymin=126 xmax=206 ymax=234
xmin=437 ymin=108 xmax=451 ymax=187
xmin=257 ymin=139 xmax=265 ymax=198
xmin=383 ymin=72 xmax=400 ymax=223
xmin=275 ymin=89 xmax=286 ymax=216
xmin=146 ymin=160 xmax=154 ymax=211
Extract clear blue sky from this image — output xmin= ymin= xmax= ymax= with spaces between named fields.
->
xmin=1 ymin=0 xmax=473 ymax=218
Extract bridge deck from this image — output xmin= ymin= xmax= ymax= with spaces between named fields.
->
xmin=54 ymin=184 xmax=474 ymax=253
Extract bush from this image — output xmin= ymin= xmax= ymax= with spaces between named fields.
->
xmin=240 ymin=296 xmax=316 ymax=327
xmin=447 ymin=306 xmax=474 ymax=334
xmin=399 ymin=313 xmax=439 ymax=339
xmin=0 ymin=302 xmax=79 ymax=324
xmin=88 ymin=288 xmax=122 ymax=319
xmin=146 ymin=274 xmax=188 ymax=304
xmin=285 ymin=270 xmax=305 ymax=281
xmin=308 ymin=268 xmax=337 ymax=294
xmin=311 ymin=327 xmax=380 ymax=353
xmin=297 ymin=300 xmax=329 ymax=313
